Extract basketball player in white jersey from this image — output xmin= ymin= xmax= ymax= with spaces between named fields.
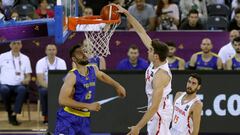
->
xmin=171 ymin=73 xmax=203 ymax=135
xmin=114 ymin=4 xmax=173 ymax=135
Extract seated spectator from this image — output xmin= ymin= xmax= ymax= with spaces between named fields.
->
xmin=179 ymin=9 xmax=205 ymax=30
xmin=82 ymin=7 xmax=93 ymax=16
xmin=179 ymin=0 xmax=207 ymax=21
xmin=218 ymin=30 xmax=239 ymax=64
xmin=0 ymin=41 xmax=32 ymax=126
xmin=225 ymin=36 xmax=240 ymax=70
xmin=128 ymin=0 xmax=156 ymax=31
xmin=35 ymin=0 xmax=54 ymax=18
xmin=229 ymin=8 xmax=240 ymax=31
xmin=166 ymin=41 xmax=185 ymax=70
xmin=155 ymin=0 xmax=179 ymax=30
xmin=117 ymin=45 xmax=149 ymax=70
xmin=189 ymin=38 xmax=222 ymax=70
xmin=36 ymin=44 xmax=67 ymax=125
xmin=231 ymin=0 xmax=240 ymax=19
xmin=11 ymin=11 xmax=19 ymax=21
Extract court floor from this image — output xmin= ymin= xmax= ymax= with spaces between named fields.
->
xmin=0 ymin=103 xmax=47 ymax=133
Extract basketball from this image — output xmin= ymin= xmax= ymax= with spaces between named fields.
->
xmin=100 ymin=5 xmax=120 ymax=20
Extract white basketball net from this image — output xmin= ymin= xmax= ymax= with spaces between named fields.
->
xmin=83 ymin=23 xmax=119 ymax=57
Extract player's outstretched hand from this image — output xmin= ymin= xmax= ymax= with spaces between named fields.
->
xmin=87 ymin=102 xmax=101 ymax=111
xmin=115 ymin=85 xmax=126 ymax=98
xmin=110 ymin=3 xmax=128 ymax=14
xmin=127 ymin=126 xmax=140 ymax=135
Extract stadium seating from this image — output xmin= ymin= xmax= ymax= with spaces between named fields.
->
xmin=207 ymin=16 xmax=228 ymax=30
xmin=207 ymin=4 xmax=230 ymax=18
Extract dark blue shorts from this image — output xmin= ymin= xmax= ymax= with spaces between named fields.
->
xmin=54 ymin=109 xmax=90 ymax=135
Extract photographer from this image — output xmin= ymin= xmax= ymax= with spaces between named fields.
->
xmin=155 ymin=0 xmax=179 ymax=30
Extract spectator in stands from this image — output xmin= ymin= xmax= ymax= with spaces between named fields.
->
xmin=11 ymin=11 xmax=19 ymax=21
xmin=117 ymin=44 xmax=149 ymax=70
xmin=189 ymin=38 xmax=222 ymax=70
xmin=229 ymin=8 xmax=240 ymax=31
xmin=155 ymin=0 xmax=179 ymax=30
xmin=35 ymin=0 xmax=54 ymax=18
xmin=83 ymin=39 xmax=106 ymax=70
xmin=179 ymin=0 xmax=207 ymax=21
xmin=128 ymin=0 xmax=156 ymax=31
xmin=82 ymin=7 xmax=93 ymax=16
xmin=0 ymin=41 xmax=32 ymax=126
xmin=231 ymin=0 xmax=240 ymax=19
xmin=36 ymin=44 xmax=67 ymax=125
xmin=225 ymin=36 xmax=240 ymax=70
xmin=166 ymin=41 xmax=185 ymax=70
xmin=179 ymin=9 xmax=205 ymax=30
xmin=218 ymin=30 xmax=239 ymax=64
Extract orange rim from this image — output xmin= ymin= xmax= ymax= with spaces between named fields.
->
xmin=68 ymin=16 xmax=121 ymax=31
xmin=68 ymin=16 xmax=120 ymax=24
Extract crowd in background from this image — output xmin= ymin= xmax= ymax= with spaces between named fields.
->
xmin=1 ymin=0 xmax=240 ymax=31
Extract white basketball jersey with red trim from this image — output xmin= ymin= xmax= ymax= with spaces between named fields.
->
xmin=145 ymin=62 xmax=172 ymax=108
xmin=171 ymin=92 xmax=200 ymax=135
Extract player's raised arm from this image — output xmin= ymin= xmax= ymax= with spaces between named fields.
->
xmin=114 ymin=4 xmax=152 ymax=49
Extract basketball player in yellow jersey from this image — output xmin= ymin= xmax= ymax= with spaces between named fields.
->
xmin=55 ymin=44 xmax=126 ymax=135
xmin=171 ymin=73 xmax=203 ymax=135
xmin=114 ymin=4 xmax=173 ymax=135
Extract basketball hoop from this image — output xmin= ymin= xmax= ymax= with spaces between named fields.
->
xmin=68 ymin=16 xmax=120 ymax=57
